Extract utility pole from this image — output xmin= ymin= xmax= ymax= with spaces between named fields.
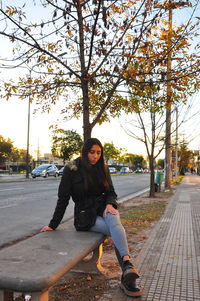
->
xmin=156 ymin=1 xmax=190 ymax=189
xmin=26 ymin=72 xmax=31 ymax=179
xmin=165 ymin=1 xmax=172 ymax=189
xmin=175 ymin=106 xmax=178 ymax=181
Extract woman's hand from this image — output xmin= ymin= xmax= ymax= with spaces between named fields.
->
xmin=105 ymin=204 xmax=118 ymax=217
xmin=40 ymin=226 xmax=53 ymax=232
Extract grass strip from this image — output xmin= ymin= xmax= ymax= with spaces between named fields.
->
xmin=120 ymin=201 xmax=168 ymax=235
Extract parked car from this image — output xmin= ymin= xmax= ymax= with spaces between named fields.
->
xmin=136 ymin=168 xmax=143 ymax=173
xmin=31 ymin=164 xmax=58 ymax=178
xmin=58 ymin=166 xmax=64 ymax=176
xmin=143 ymin=168 xmax=149 ymax=173
xmin=120 ymin=167 xmax=131 ymax=174
xmin=109 ymin=167 xmax=117 ymax=174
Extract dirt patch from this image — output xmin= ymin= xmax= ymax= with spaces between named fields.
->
xmin=49 ymin=273 xmax=110 ymax=301
xmin=47 ymin=191 xmax=172 ymax=301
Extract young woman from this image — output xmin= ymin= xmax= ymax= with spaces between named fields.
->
xmin=41 ymin=138 xmax=141 ymax=297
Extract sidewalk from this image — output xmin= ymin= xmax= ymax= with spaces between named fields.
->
xmin=111 ymin=175 xmax=200 ymax=300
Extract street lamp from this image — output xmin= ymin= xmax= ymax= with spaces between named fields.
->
xmin=25 ymin=62 xmax=43 ymax=177
xmin=26 ymin=70 xmax=31 ymax=179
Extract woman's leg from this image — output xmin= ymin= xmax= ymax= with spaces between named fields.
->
xmin=90 ymin=212 xmax=129 ymax=258
xmin=114 ymin=246 xmax=124 ymax=269
xmin=90 ymin=213 xmax=141 ymax=297
xmin=102 ymin=210 xmax=130 ymax=258
xmin=103 ymin=212 xmax=141 ymax=297
xmin=90 ymin=215 xmax=124 ymax=267
xmin=90 ymin=215 xmax=111 ymax=236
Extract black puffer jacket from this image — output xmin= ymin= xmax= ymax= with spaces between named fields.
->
xmin=49 ymin=158 xmax=118 ymax=230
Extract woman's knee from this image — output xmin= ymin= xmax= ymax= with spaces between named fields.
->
xmin=105 ymin=212 xmax=124 ymax=228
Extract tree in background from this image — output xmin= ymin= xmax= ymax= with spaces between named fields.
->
xmin=0 ymin=135 xmax=33 ymax=170
xmin=103 ymin=142 xmax=121 ymax=163
xmin=0 ymin=135 xmax=13 ymax=164
xmin=122 ymin=153 xmax=145 ymax=170
xmin=9 ymin=147 xmax=20 ymax=163
xmin=172 ymin=138 xmax=193 ymax=175
xmin=103 ymin=141 xmax=145 ymax=169
xmin=17 ymin=149 xmax=32 ymax=165
xmin=51 ymin=129 xmax=83 ymax=163
xmin=123 ymin=86 xmax=166 ymax=197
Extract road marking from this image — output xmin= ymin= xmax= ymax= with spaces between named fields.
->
xmin=0 ymin=204 xmax=17 ymax=209
xmin=0 ymin=187 xmax=24 ymax=192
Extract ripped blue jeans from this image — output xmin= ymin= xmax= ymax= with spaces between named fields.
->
xmin=90 ymin=210 xmax=129 ymax=259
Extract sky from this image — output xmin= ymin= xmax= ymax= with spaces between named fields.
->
xmin=0 ymin=95 xmax=148 ymax=159
xmin=0 ymin=1 xmax=200 ymax=159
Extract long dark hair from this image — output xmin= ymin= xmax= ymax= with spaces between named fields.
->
xmin=81 ymin=138 xmax=110 ymax=191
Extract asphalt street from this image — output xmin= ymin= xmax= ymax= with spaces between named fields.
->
xmin=0 ymin=173 xmax=150 ymax=248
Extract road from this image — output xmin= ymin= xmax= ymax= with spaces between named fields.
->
xmin=0 ymin=174 xmax=150 ymax=247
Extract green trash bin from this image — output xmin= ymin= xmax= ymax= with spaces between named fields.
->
xmin=155 ymin=171 xmax=163 ymax=192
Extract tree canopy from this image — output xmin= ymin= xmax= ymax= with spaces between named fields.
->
xmin=0 ymin=135 xmax=13 ymax=163
xmin=51 ymin=129 xmax=83 ymax=163
xmin=123 ymin=153 xmax=145 ymax=169
xmin=172 ymin=138 xmax=193 ymax=175
xmin=103 ymin=142 xmax=122 ymax=162
xmin=0 ymin=135 xmax=33 ymax=165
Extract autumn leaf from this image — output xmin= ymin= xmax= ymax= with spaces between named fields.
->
xmin=5 ymin=6 xmax=17 ymax=16
xmin=59 ymin=285 xmax=67 ymax=291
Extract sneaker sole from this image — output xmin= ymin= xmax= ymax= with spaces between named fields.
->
xmin=120 ymin=282 xmax=142 ymax=297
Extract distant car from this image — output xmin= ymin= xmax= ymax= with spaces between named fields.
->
xmin=136 ymin=168 xmax=143 ymax=173
xmin=31 ymin=164 xmax=58 ymax=178
xmin=120 ymin=167 xmax=131 ymax=174
xmin=143 ymin=169 xmax=149 ymax=173
xmin=58 ymin=166 xmax=64 ymax=176
xmin=109 ymin=167 xmax=117 ymax=174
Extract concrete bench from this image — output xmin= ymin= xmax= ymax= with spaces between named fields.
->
xmin=0 ymin=219 xmax=106 ymax=301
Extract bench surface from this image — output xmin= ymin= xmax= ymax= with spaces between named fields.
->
xmin=0 ymin=220 xmax=105 ymax=293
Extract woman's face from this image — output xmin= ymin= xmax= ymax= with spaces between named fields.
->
xmin=88 ymin=144 xmax=102 ymax=165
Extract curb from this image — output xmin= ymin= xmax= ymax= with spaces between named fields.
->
xmin=118 ymin=187 xmax=149 ymax=203
xmin=0 ymin=176 xmax=60 ymax=183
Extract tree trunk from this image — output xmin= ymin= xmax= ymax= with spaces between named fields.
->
xmin=82 ymin=80 xmax=92 ymax=141
xmin=77 ymin=0 xmax=91 ymax=142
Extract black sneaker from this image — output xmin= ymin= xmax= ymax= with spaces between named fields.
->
xmin=120 ymin=276 xmax=142 ymax=297
xmin=122 ymin=260 xmax=140 ymax=284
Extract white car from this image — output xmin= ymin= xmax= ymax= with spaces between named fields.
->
xmin=109 ymin=167 xmax=117 ymax=174
xmin=31 ymin=164 xmax=58 ymax=178
xmin=120 ymin=167 xmax=131 ymax=174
